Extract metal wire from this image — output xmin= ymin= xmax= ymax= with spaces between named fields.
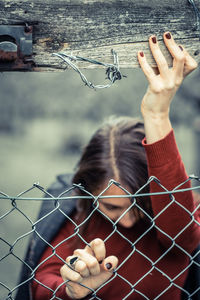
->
xmin=52 ymin=49 xmax=125 ymax=90
xmin=0 ymin=175 xmax=200 ymax=300
xmin=188 ymin=0 xmax=200 ymax=38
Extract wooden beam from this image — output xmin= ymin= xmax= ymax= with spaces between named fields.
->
xmin=0 ymin=0 xmax=200 ymax=71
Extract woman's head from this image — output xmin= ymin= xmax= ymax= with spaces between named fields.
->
xmin=73 ymin=116 xmax=152 ymax=226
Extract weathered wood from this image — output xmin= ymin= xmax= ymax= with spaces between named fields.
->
xmin=0 ymin=0 xmax=200 ymax=71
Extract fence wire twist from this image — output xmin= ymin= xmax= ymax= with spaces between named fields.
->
xmin=0 ymin=175 xmax=200 ymax=300
xmin=53 ymin=49 xmax=125 ymax=90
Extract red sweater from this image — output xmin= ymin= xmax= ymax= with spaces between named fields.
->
xmin=32 ymin=130 xmax=200 ymax=299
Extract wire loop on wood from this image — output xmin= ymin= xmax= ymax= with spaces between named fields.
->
xmin=53 ymin=49 xmax=125 ymax=90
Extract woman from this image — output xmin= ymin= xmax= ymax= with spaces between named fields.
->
xmin=15 ymin=32 xmax=200 ymax=300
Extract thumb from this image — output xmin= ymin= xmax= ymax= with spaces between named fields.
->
xmin=102 ymin=255 xmax=118 ymax=272
xmin=93 ymin=256 xmax=118 ymax=289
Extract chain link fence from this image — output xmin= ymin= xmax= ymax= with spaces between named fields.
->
xmin=0 ymin=175 xmax=200 ymax=300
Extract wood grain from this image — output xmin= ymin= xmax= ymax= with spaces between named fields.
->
xmin=0 ymin=0 xmax=200 ymax=71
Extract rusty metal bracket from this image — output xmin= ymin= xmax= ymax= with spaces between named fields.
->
xmin=0 ymin=25 xmax=35 ymax=71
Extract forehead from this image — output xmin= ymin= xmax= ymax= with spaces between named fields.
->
xmin=97 ymin=184 xmax=131 ymax=205
xmin=102 ymin=184 xmax=128 ymax=195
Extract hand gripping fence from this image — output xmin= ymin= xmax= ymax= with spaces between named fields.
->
xmin=0 ymin=175 xmax=200 ymax=300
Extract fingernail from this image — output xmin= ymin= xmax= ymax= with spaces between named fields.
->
xmin=152 ymin=36 xmax=157 ymax=44
xmin=165 ymin=32 xmax=171 ymax=39
xmin=139 ymin=51 xmax=144 ymax=57
xmin=106 ymin=263 xmax=112 ymax=270
xmin=99 ymin=260 xmax=103 ymax=264
xmin=179 ymin=45 xmax=183 ymax=51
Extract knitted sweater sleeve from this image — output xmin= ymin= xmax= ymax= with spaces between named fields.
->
xmin=143 ymin=129 xmax=200 ymax=253
xmin=32 ymin=216 xmax=92 ymax=300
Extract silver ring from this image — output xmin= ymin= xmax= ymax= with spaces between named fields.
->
xmin=69 ymin=256 xmax=79 ymax=269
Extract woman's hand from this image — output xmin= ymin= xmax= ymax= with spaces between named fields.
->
xmin=138 ymin=32 xmax=198 ymax=144
xmin=60 ymin=238 xmax=118 ymax=299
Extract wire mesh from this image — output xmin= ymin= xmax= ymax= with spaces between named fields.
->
xmin=0 ymin=175 xmax=200 ymax=300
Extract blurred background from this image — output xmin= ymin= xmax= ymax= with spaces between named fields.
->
xmin=0 ymin=66 xmax=200 ymax=298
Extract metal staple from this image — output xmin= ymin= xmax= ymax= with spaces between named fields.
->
xmin=0 ymin=175 xmax=200 ymax=300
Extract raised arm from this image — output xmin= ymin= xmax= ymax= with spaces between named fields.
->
xmin=138 ymin=32 xmax=197 ymax=143
xmin=138 ymin=32 xmax=200 ymax=251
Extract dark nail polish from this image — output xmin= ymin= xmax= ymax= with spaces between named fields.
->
xmin=106 ymin=263 xmax=112 ymax=270
xmin=140 ymin=51 xmax=144 ymax=57
xmin=99 ymin=260 xmax=103 ymax=264
xmin=165 ymin=32 xmax=171 ymax=39
xmin=179 ymin=45 xmax=183 ymax=51
xmin=152 ymin=36 xmax=157 ymax=44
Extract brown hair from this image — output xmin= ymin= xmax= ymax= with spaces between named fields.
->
xmin=72 ymin=116 xmax=152 ymax=223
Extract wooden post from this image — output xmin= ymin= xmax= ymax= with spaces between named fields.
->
xmin=0 ymin=0 xmax=200 ymax=71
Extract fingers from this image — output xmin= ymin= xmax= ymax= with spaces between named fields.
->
xmin=180 ymin=45 xmax=198 ymax=77
xmin=138 ymin=32 xmax=198 ymax=83
xmin=70 ymin=238 xmax=105 ymax=276
xmin=138 ymin=35 xmax=170 ymax=80
xmin=74 ymin=238 xmax=105 ymax=275
xmin=61 ymin=253 xmax=96 ymax=283
xmin=68 ymin=256 xmax=90 ymax=277
xmin=137 ymin=51 xmax=156 ymax=81
xmin=74 ymin=249 xmax=101 ymax=276
xmin=163 ymin=32 xmax=185 ymax=79
xmin=88 ymin=238 xmax=106 ymax=263
xmin=60 ymin=258 xmax=83 ymax=283
xmin=102 ymin=255 xmax=118 ymax=272
xmin=148 ymin=35 xmax=169 ymax=76
xmin=162 ymin=32 xmax=198 ymax=77
xmin=61 ymin=238 xmax=118 ymax=284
